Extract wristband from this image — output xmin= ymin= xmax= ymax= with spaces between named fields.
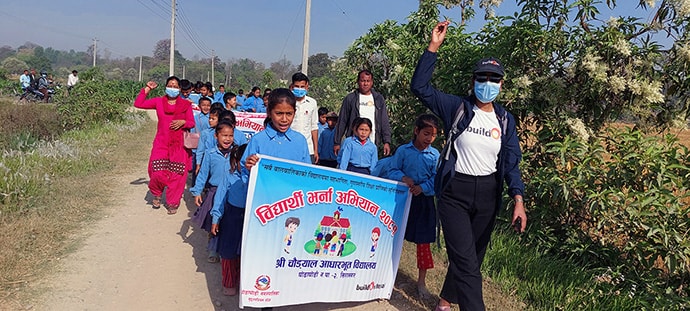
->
xmin=515 ymin=198 xmax=523 ymax=203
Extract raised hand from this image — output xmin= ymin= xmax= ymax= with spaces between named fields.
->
xmin=428 ymin=20 xmax=450 ymax=53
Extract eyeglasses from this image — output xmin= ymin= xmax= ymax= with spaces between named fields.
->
xmin=474 ymin=75 xmax=503 ymax=83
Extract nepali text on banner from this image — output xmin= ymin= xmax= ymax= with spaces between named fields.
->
xmin=239 ymin=155 xmax=411 ymax=308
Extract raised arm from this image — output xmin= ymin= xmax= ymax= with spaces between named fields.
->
xmin=133 ymin=81 xmax=159 ymax=109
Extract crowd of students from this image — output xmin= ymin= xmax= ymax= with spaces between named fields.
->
xmin=136 ymin=21 xmax=527 ymax=310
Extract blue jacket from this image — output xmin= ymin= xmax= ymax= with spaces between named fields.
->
xmin=410 ymin=50 xmax=524 ymax=206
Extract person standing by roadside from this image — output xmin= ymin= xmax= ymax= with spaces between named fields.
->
xmin=410 ymin=21 xmax=526 ymax=311
xmin=19 ymin=69 xmax=30 ymax=92
xmin=333 ymin=70 xmax=392 ymax=157
xmin=67 ymin=70 xmax=79 ymax=95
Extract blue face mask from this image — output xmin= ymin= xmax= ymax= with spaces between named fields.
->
xmin=165 ymin=87 xmax=180 ymax=98
xmin=474 ymin=81 xmax=501 ymax=103
xmin=292 ymin=87 xmax=307 ymax=98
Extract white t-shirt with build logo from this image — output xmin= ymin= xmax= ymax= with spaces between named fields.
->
xmin=358 ymin=93 xmax=376 ymax=144
xmin=454 ymin=105 xmax=501 ymax=176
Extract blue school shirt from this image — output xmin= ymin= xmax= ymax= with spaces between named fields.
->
xmin=255 ymin=103 xmax=267 ymax=113
xmin=338 ymin=136 xmax=378 ymax=170
xmin=196 ymin=128 xmax=216 ymax=165
xmin=240 ymin=123 xmax=310 ymax=175
xmin=197 ymin=128 xmax=248 ymax=165
xmin=318 ymin=122 xmax=328 ymax=137
xmin=190 ymin=146 xmax=230 ymax=196
xmin=213 ymin=91 xmax=225 ymax=103
xmin=189 ymin=93 xmax=201 ymax=105
xmin=194 ymin=112 xmax=210 ymax=133
xmin=211 ymin=169 xmax=247 ymax=224
xmin=318 ymin=127 xmax=337 ymax=161
xmin=236 ymin=94 xmax=246 ymax=106
xmin=387 ymin=141 xmax=440 ymax=196
xmin=242 ymin=96 xmax=262 ymax=112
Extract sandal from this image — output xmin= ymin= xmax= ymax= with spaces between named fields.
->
xmin=152 ymin=196 xmax=161 ymax=209
xmin=166 ymin=204 xmax=179 ymax=215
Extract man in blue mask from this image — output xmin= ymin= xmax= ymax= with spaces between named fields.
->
xmin=410 ymin=20 xmax=526 ymax=311
xmin=289 ymin=72 xmax=320 ymax=163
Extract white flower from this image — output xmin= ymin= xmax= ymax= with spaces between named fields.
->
xmin=641 ymin=80 xmax=664 ymax=104
xmin=607 ymin=17 xmax=621 ymax=29
xmin=514 ymin=75 xmax=533 ymax=88
xmin=676 ymin=43 xmax=690 ymax=63
xmin=646 ymin=0 xmax=656 ymax=8
xmin=608 ymin=76 xmax=627 ymax=94
xmin=613 ymin=38 xmax=632 ymax=57
xmin=386 ymin=39 xmax=401 ymax=51
xmin=565 ymin=117 xmax=590 ymax=142
xmin=670 ymin=0 xmax=690 ymax=17
xmin=627 ymin=79 xmax=642 ymax=95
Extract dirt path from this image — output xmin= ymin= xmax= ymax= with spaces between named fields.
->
xmin=32 ymin=111 xmax=524 ymax=311
xmin=31 ymin=111 xmax=413 ymax=311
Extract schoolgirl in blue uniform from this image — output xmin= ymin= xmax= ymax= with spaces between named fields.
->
xmin=386 ymin=114 xmax=441 ymax=299
xmin=210 ymin=143 xmax=248 ymax=296
xmin=338 ymin=117 xmax=377 ymax=174
xmin=189 ymin=120 xmax=235 ymax=263
xmin=241 ymin=88 xmax=311 ymax=169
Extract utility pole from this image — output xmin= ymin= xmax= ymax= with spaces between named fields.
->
xmin=169 ymin=0 xmax=176 ymax=76
xmin=211 ymin=49 xmax=215 ymax=88
xmin=92 ymin=37 xmax=98 ymax=67
xmin=138 ymin=56 xmax=143 ymax=82
xmin=182 ymin=65 xmax=186 ymax=79
xmin=301 ymin=0 xmax=311 ymax=75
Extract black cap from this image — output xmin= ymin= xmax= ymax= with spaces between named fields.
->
xmin=473 ymin=57 xmax=505 ymax=77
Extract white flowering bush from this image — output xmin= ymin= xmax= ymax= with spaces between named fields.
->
xmin=340 ymin=0 xmax=690 ymax=307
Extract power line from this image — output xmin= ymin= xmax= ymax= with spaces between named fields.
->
xmin=136 ymin=0 xmax=169 ymax=23
xmin=279 ymin=0 xmax=306 ymax=64
xmin=176 ymin=0 xmax=212 ymax=56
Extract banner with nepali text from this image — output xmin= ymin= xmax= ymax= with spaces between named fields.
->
xmin=239 ymin=155 xmax=411 ymax=308
xmin=233 ymin=111 xmax=266 ymax=140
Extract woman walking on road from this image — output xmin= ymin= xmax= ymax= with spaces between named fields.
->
xmin=134 ymin=76 xmax=195 ymax=215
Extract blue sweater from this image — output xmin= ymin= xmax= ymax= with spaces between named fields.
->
xmin=410 ymin=49 xmax=525 ymax=200
xmin=387 ymin=141 xmax=439 ymax=196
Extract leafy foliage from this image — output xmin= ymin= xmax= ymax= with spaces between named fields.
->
xmin=54 ymin=72 xmax=143 ymax=129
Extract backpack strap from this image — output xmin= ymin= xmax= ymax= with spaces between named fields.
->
xmin=435 ymin=102 xmax=465 ymax=247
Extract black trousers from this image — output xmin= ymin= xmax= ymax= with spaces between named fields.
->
xmin=438 ymin=172 xmax=498 ymax=311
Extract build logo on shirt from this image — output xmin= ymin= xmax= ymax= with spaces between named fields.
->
xmin=465 ymin=126 xmax=501 ymax=140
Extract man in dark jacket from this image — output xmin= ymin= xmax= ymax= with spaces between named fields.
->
xmin=333 ymin=70 xmax=392 ymax=156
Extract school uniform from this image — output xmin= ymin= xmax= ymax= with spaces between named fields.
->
xmin=190 ymin=146 xmax=230 ymax=231
xmin=318 ymin=127 xmax=337 ymax=168
xmin=240 ymin=123 xmax=311 ymax=170
xmin=197 ymin=129 xmax=248 ymax=166
xmin=387 ymin=141 xmax=440 ymax=244
xmin=338 ymin=135 xmax=378 ymax=174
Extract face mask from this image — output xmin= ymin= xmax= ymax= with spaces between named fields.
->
xmin=292 ymin=87 xmax=307 ymax=98
xmin=474 ymin=81 xmax=500 ymax=103
xmin=165 ymin=87 xmax=180 ymax=98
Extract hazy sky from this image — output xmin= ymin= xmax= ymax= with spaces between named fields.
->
xmin=0 ymin=1 xmax=658 ymax=66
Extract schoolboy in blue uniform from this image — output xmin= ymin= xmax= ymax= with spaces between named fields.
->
xmin=317 ymin=112 xmax=339 ymax=168
xmin=196 ymin=107 xmax=222 ymax=172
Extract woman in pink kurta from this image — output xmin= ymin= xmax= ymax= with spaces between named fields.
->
xmin=134 ymin=76 xmax=195 ymax=215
